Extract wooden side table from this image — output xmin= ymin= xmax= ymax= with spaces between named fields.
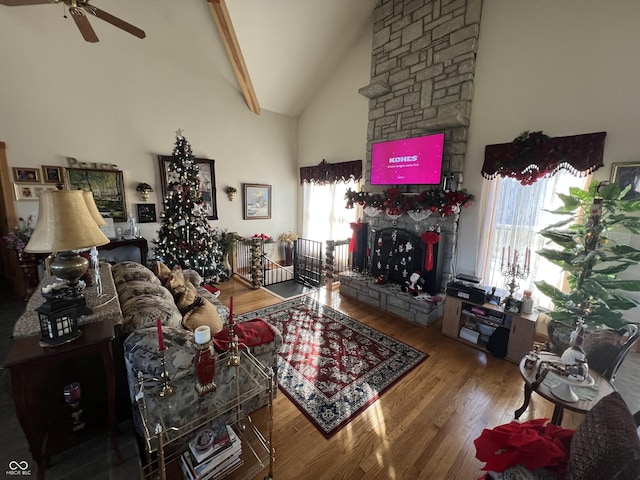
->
xmin=2 ymin=320 xmax=122 ymax=479
xmin=514 ymin=352 xmax=616 ymax=425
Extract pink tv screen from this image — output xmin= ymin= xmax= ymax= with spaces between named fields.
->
xmin=370 ymin=132 xmax=444 ymax=185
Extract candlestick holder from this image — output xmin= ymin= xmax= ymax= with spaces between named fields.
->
xmin=501 ymin=251 xmax=530 ymax=301
xmin=227 ymin=321 xmax=240 ymax=366
xmin=158 ymin=348 xmax=175 ymax=398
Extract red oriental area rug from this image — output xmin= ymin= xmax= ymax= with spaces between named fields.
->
xmin=237 ymin=296 xmax=428 ymax=437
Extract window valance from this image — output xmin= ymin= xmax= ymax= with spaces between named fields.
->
xmin=482 ymin=131 xmax=606 ymax=185
xmin=300 ymin=159 xmax=362 ymax=185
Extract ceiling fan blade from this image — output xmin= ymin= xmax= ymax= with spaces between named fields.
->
xmin=87 ymin=6 xmax=145 ymax=39
xmin=70 ymin=7 xmax=98 ymax=43
xmin=0 ymin=0 xmax=55 ymax=5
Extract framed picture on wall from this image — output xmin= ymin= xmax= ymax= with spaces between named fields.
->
xmin=136 ymin=203 xmax=157 ymax=223
xmin=42 ymin=165 xmax=63 ymax=184
xmin=243 ymin=183 xmax=272 ymax=220
xmin=65 ymin=168 xmax=127 ymax=221
xmin=13 ymin=167 xmax=40 ymax=183
xmin=610 ymin=162 xmax=640 ymax=200
xmin=158 ymin=155 xmax=218 ymax=220
xmin=13 ymin=184 xmax=56 ymax=201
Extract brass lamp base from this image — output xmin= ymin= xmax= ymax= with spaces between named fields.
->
xmin=50 ymin=251 xmax=89 ymax=287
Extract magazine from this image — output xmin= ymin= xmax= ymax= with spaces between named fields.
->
xmin=181 ymin=425 xmax=242 ymax=479
xmin=188 ymin=422 xmax=231 ymax=465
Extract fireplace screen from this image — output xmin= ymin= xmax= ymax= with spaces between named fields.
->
xmin=371 ymin=228 xmax=425 ymax=285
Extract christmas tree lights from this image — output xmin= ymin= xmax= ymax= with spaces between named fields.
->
xmin=153 ymin=131 xmax=226 ymax=281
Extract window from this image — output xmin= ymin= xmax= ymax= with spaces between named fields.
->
xmin=476 ymin=172 xmax=589 ymax=307
xmin=302 ymin=180 xmax=359 ymax=245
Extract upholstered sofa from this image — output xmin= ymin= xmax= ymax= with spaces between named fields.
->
xmin=111 ymin=261 xmax=283 ymax=439
xmin=475 ymin=391 xmax=640 ymax=480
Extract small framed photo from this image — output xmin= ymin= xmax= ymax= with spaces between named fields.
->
xmin=136 ymin=203 xmax=157 ymax=223
xmin=100 ymin=218 xmax=117 ymax=239
xmin=504 ymin=297 xmax=523 ymax=314
xmin=13 ymin=167 xmax=40 ymax=183
xmin=610 ymin=162 xmax=640 ymax=200
xmin=42 ymin=165 xmax=63 ymax=184
xmin=13 ymin=184 xmax=55 ymax=201
xmin=243 ymin=183 xmax=272 ymax=220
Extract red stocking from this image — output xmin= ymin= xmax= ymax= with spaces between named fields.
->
xmin=421 ymin=231 xmax=440 ymax=271
xmin=349 ymin=222 xmax=364 ymax=253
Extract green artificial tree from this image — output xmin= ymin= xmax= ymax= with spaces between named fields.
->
xmin=154 ymin=131 xmax=227 ymax=281
xmin=535 ymin=181 xmax=640 ymax=330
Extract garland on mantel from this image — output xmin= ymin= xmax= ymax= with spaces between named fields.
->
xmin=345 ymin=187 xmax=474 ymax=217
xmin=482 ymin=130 xmax=606 ymax=185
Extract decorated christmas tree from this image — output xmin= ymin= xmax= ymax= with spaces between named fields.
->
xmin=154 ymin=131 xmax=226 ymax=281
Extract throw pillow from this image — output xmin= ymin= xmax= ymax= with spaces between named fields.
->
xmin=213 ymin=319 xmax=275 ymax=352
xmin=175 ymin=285 xmax=224 ymax=335
xmin=162 ymin=266 xmax=187 ymax=292
xmin=151 ymin=260 xmax=172 ymax=282
xmin=566 ymin=391 xmax=640 ymax=480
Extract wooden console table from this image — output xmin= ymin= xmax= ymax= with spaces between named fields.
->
xmin=98 ymin=237 xmax=149 ymax=266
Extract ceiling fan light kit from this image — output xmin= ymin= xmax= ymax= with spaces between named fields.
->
xmin=0 ymin=0 xmax=146 ymax=43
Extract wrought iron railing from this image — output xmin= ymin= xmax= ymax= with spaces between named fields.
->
xmin=233 ymin=237 xmax=293 ymax=288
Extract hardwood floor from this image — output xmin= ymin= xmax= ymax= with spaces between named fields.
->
xmin=216 ymin=278 xmax=586 ymax=480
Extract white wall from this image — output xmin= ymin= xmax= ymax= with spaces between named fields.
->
xmin=296 ymin=19 xmax=372 ymax=230
xmin=459 ymin=0 xmax=640 ymax=276
xmin=0 ymin=1 xmax=298 ymax=247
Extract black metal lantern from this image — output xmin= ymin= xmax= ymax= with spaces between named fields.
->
xmin=36 ymin=299 xmax=82 ymax=346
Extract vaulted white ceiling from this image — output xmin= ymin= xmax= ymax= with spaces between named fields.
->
xmin=1 ymin=0 xmax=375 ymax=117
xmin=225 ymin=0 xmax=375 ymax=116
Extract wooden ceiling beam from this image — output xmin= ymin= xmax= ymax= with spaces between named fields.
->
xmin=207 ymin=0 xmax=260 ymax=115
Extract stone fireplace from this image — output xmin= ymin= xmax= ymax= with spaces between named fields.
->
xmin=358 ymin=0 xmax=482 ymax=292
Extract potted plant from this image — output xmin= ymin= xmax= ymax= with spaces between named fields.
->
xmin=535 ymin=181 xmax=640 ymax=363
xmin=3 ymin=216 xmax=35 ymax=259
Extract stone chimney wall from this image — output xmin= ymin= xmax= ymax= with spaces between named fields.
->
xmin=359 ymin=0 xmax=483 ymax=289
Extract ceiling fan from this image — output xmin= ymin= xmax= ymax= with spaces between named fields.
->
xmin=0 ymin=0 xmax=146 ymax=43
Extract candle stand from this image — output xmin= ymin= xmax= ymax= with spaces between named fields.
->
xmin=501 ymin=250 xmax=530 ymax=301
xmin=158 ymin=348 xmax=175 ymax=398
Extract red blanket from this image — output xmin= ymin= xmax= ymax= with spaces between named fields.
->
xmin=474 ymin=419 xmax=574 ymax=478
xmin=213 ymin=319 xmax=275 ymax=352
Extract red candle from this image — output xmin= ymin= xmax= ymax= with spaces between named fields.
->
xmin=229 ymin=296 xmax=234 ymax=326
xmin=156 ymin=317 xmax=165 ymax=351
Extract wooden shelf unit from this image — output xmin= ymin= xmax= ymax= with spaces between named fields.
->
xmin=442 ymin=295 xmax=538 ymax=364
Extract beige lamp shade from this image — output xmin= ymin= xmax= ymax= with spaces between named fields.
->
xmin=25 ymin=190 xmax=110 ymax=253
xmin=83 ymin=191 xmax=107 ymax=227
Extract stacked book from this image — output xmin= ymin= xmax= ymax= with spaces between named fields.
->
xmin=179 ymin=423 xmax=243 ymax=480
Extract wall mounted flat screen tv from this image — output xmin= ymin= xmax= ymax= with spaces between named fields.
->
xmin=370 ymin=132 xmax=444 ymax=185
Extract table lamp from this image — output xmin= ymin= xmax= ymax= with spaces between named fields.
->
xmin=25 ymin=190 xmax=110 ymax=345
